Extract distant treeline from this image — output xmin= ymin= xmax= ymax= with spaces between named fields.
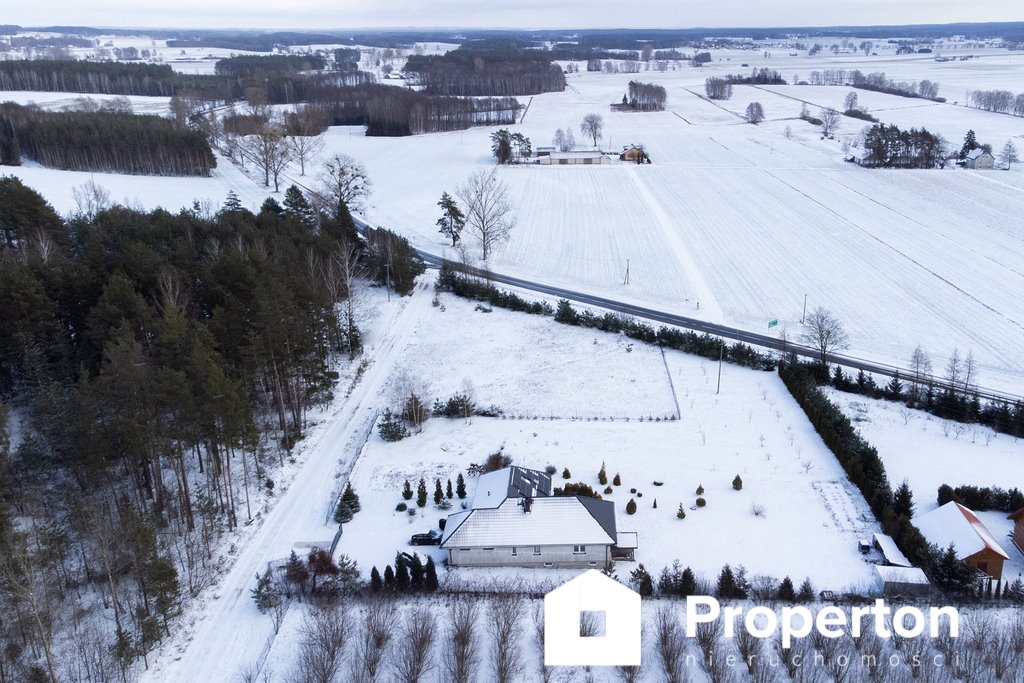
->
xmin=626 ymin=80 xmax=667 ymax=111
xmin=167 ymin=32 xmax=352 ymax=52
xmin=306 ymin=83 xmax=519 ymax=136
xmin=549 ymin=44 xmax=640 ymax=62
xmin=404 ymin=42 xmax=565 ymax=96
xmin=0 ymin=59 xmax=235 ymax=100
xmin=0 ymin=102 xmax=215 ymax=175
xmin=214 ymin=54 xmax=327 ymax=78
xmin=861 ymin=123 xmax=944 ymax=169
xmin=807 ymin=69 xmax=941 ymax=101
xmin=967 ymin=89 xmax=1024 ymax=116
xmin=726 ymin=68 xmax=786 ymax=85
xmin=7 ymin=36 xmax=94 ymax=49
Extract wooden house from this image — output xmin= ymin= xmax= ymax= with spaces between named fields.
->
xmin=914 ymin=501 xmax=1010 ymax=580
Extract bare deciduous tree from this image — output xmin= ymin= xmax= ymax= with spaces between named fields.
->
xmin=72 ymin=178 xmax=111 ymax=219
xmin=287 ymin=127 xmax=325 ymax=176
xmin=580 ymin=113 xmax=604 ymax=148
xmin=800 ymin=306 xmax=849 ymax=366
xmin=456 ymin=169 xmax=515 ymax=261
xmin=244 ymin=121 xmax=291 ymax=191
xmin=351 ymin=599 xmax=394 ymax=683
xmin=488 ymin=594 xmax=524 ymax=683
xmin=391 ymin=606 xmax=436 ymax=683
xmin=820 ymin=107 xmax=841 ymax=138
xmin=553 ymin=127 xmax=575 ymax=152
xmin=745 ymin=102 xmax=765 ymax=124
xmin=294 ymin=605 xmax=350 ymax=683
xmin=316 ymin=153 xmax=372 ymax=214
xmin=653 ymin=605 xmax=686 ymax=683
xmin=445 ymin=598 xmax=480 ymax=683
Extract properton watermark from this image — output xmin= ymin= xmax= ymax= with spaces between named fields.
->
xmin=544 ymin=571 xmax=960 ymax=667
xmin=686 ymin=596 xmax=960 ymax=648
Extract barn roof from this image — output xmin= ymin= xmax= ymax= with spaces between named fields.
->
xmin=913 ymin=501 xmax=1010 ymax=561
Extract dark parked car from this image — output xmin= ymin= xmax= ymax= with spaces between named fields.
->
xmin=410 ymin=530 xmax=441 ymax=546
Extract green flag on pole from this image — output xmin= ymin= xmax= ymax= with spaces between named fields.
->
xmin=768 ymin=319 xmax=778 ymax=328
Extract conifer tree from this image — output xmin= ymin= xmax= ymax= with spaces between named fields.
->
xmin=613 ymin=473 xmax=621 ymax=486
xmin=436 ymin=191 xmax=465 ymax=247
xmin=285 ymin=550 xmax=309 ymax=594
xmin=446 ymin=478 xmax=454 ymax=499
xmin=283 ymin=185 xmax=314 ymax=225
xmin=260 ymin=196 xmax=283 ymax=215
xmin=334 ymin=496 xmax=354 ymax=524
xmin=342 ymin=482 xmax=361 ymax=512
xmin=395 ymin=553 xmax=410 ymax=590
xmin=680 ymin=567 xmax=697 ymax=597
xmin=716 ymin=565 xmax=738 ymax=598
xmin=598 ymin=462 xmax=608 ymax=485
xmin=425 ymin=556 xmax=439 ymax=591
xmin=732 ymin=475 xmax=743 ymax=491
xmin=886 ymin=372 xmax=904 ymax=400
xmin=626 ymin=498 xmax=637 ymax=515
xmin=455 ymin=473 xmax=467 ymax=499
xmin=403 ymin=480 xmax=414 ymax=500
xmin=434 ymin=478 xmax=443 ymax=505
xmin=676 ymin=504 xmax=686 ymax=519
xmin=893 ymin=480 xmax=914 ymax=517
xmin=370 ymin=566 xmax=383 ymax=592
xmin=416 ymin=478 xmax=428 ymax=508
xmin=410 ymin=554 xmax=425 ymax=591
xmin=797 ymin=577 xmax=815 ymax=602
xmin=630 ymin=564 xmax=654 ymax=597
xmin=383 ymin=564 xmax=395 ymax=590
xmin=777 ymin=576 xmax=796 ymax=601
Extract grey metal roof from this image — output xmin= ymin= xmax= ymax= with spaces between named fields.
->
xmin=577 ymin=495 xmax=617 ymax=541
xmin=440 ymin=496 xmax=616 ymax=548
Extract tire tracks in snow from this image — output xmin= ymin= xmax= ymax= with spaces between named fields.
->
xmin=142 ymin=281 xmax=436 ymax=683
xmin=624 ymin=164 xmax=725 ymax=321
xmin=762 ymin=169 xmax=1022 ymax=330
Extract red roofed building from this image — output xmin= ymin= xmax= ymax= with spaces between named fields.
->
xmin=914 ymin=501 xmax=1011 ymax=581
xmin=1010 ymin=507 xmax=1024 ymax=554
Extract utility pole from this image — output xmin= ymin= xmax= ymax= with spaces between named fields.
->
xmin=623 ymin=259 xmax=630 ymax=285
xmin=716 ymin=340 xmax=724 ymax=395
xmin=385 ymin=261 xmax=391 ymax=302
xmin=801 ymin=294 xmax=807 ymax=324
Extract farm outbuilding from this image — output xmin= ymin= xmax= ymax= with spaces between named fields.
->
xmin=539 ymin=151 xmax=610 ymax=165
xmin=874 ymin=565 xmax=931 ymax=599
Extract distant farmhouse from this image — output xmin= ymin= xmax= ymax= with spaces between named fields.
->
xmin=440 ymin=466 xmax=636 ymax=567
xmin=914 ymin=501 xmax=1010 ymax=581
xmin=964 ymin=148 xmax=995 ymax=170
xmin=539 ymin=151 xmax=610 ymax=166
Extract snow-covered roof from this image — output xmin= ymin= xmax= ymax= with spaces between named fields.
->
xmin=873 ymin=532 xmax=912 ymax=567
xmin=470 ymin=466 xmax=552 ymax=510
xmin=965 ymin=149 xmax=991 ymax=160
xmin=875 ymin=565 xmax=930 ymax=585
xmin=441 ymin=496 xmax=616 ymax=548
xmin=913 ymin=502 xmax=1010 ymax=561
xmin=549 ymin=151 xmax=604 ymax=159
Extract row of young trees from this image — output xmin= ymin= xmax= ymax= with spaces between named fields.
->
xmin=704 ymin=77 xmax=733 ymax=100
xmin=0 ymin=102 xmax=216 ymax=175
xmin=405 ymin=44 xmax=566 ymax=96
xmin=967 ymin=89 xmax=1024 ymax=116
xmin=626 ymin=80 xmax=667 ymax=110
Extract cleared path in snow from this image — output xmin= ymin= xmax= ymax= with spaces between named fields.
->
xmin=142 ymin=281 xmax=435 ymax=683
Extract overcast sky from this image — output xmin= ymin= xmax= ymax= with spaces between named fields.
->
xmin=8 ymin=0 xmax=1021 ymax=31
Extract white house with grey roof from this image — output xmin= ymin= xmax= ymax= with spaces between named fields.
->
xmin=440 ymin=466 xmax=629 ymax=568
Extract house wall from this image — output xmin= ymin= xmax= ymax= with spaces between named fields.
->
xmin=1013 ymin=520 xmax=1023 ymax=553
xmin=965 ymin=548 xmax=1005 ymax=581
xmin=447 ymin=543 xmax=610 ymax=568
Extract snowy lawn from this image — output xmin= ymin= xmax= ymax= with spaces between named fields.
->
xmin=337 ymin=293 xmax=884 ymax=593
xmin=824 ymin=389 xmax=1024 ymax=585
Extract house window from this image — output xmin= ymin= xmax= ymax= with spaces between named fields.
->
xmin=533 ymin=546 xmax=541 ymax=555
xmin=511 ymin=547 xmax=517 ymax=556
xmin=573 ymin=545 xmax=586 ymax=554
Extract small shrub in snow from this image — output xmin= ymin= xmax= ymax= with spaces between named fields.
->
xmin=265 ymin=478 xmax=275 ymax=491
xmin=676 ymin=504 xmax=686 ymax=519
xmin=555 ymin=482 xmax=601 ymax=498
xmin=598 ymin=462 xmax=608 ymax=485
xmin=732 ymin=475 xmax=743 ymax=491
xmin=613 ymin=473 xmax=622 ymax=486
xmin=636 ymin=492 xmax=643 ymax=498
xmin=402 ymin=480 xmax=413 ymax=500
xmin=751 ymin=503 xmax=765 ymax=517
xmin=562 ymin=467 xmax=572 ymax=479
xmin=407 ymin=508 xmax=417 ymax=517
xmin=626 ymin=498 xmax=637 ymax=515
xmin=396 ymin=502 xmax=407 ymax=512
xmin=653 ymin=498 xmax=657 ymax=509
xmin=545 ymin=465 xmax=557 ymax=475
xmin=378 ymin=408 xmax=409 ymax=442
xmin=630 ymin=487 xmax=637 ymax=494
xmin=696 ymin=484 xmax=705 ymax=495
xmin=603 ymin=486 xmax=613 ymax=494
xmin=696 ymin=497 xmax=707 ymax=508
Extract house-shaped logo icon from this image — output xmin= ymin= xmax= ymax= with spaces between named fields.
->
xmin=544 ymin=569 xmax=642 ymax=666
